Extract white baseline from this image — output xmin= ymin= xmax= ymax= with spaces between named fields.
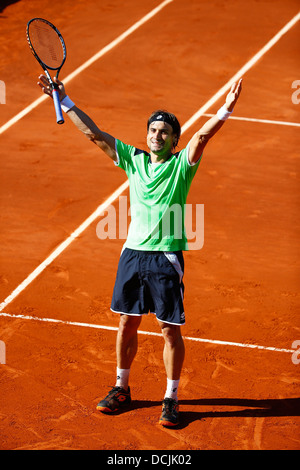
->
xmin=0 ymin=311 xmax=295 ymax=354
xmin=202 ymin=114 xmax=300 ymax=127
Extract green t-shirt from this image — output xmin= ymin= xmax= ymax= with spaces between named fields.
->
xmin=115 ymin=139 xmax=201 ymax=251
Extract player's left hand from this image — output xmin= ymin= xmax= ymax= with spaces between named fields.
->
xmin=225 ymin=78 xmax=243 ymax=112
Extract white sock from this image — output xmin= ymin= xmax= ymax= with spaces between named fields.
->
xmin=115 ymin=367 xmax=130 ymax=390
xmin=164 ymin=378 xmax=180 ymax=401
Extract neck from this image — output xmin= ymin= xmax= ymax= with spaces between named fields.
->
xmin=150 ymin=151 xmax=172 ymax=164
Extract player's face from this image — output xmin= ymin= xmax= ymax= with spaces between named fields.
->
xmin=147 ymin=121 xmax=176 ymax=158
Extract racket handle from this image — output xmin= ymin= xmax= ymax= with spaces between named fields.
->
xmin=52 ymin=88 xmax=64 ymax=125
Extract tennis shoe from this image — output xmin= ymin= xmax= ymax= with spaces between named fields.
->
xmin=96 ymin=386 xmax=131 ymax=413
xmin=159 ymin=397 xmax=179 ymax=427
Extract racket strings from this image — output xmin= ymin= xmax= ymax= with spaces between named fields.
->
xmin=29 ymin=21 xmax=64 ymax=69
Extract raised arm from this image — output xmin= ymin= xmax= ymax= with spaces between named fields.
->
xmin=37 ymin=75 xmax=117 ymax=162
xmin=188 ymin=79 xmax=243 ymax=165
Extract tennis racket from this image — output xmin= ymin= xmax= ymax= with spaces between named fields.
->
xmin=26 ymin=18 xmax=67 ymax=124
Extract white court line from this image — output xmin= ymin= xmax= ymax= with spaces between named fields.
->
xmin=0 ymin=180 xmax=129 ymax=311
xmin=181 ymin=11 xmax=300 ymax=134
xmin=202 ymin=114 xmax=300 ymax=127
xmin=0 ymin=0 xmax=173 ymax=135
xmin=0 ymin=11 xmax=299 ymax=313
xmin=0 ymin=311 xmax=295 ymax=354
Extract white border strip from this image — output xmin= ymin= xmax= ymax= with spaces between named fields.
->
xmin=0 ymin=311 xmax=294 ymax=354
xmin=0 ymin=0 xmax=173 ymax=135
xmin=1 ymin=11 xmax=299 ymax=312
xmin=202 ymin=113 xmax=300 ymax=127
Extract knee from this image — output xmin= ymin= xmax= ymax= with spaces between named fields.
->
xmin=160 ymin=324 xmax=182 ymax=348
xmin=118 ymin=314 xmax=141 ymax=336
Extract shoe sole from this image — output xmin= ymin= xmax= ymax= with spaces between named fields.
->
xmin=96 ymin=405 xmax=114 ymax=413
xmin=96 ymin=401 xmax=131 ymax=413
xmin=158 ymin=419 xmax=179 ymax=427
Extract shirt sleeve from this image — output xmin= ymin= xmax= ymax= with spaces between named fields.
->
xmin=114 ymin=139 xmax=136 ymax=174
xmin=179 ymin=145 xmax=202 ymax=188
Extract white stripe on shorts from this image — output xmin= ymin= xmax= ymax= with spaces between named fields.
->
xmin=163 ymin=252 xmax=183 ymax=283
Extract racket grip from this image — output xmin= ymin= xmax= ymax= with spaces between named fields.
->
xmin=52 ymin=88 xmax=64 ymax=125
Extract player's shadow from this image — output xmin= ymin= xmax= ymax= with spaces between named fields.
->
xmin=132 ymin=397 xmax=300 ymax=429
xmin=0 ymin=1 xmax=20 ymax=14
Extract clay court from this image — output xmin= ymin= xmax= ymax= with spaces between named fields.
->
xmin=0 ymin=0 xmax=299 ymax=451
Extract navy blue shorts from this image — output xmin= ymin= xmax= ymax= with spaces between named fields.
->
xmin=110 ymin=248 xmax=185 ymax=325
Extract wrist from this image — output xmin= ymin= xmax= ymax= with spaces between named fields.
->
xmin=60 ymin=95 xmax=75 ymax=113
xmin=217 ymin=104 xmax=233 ymax=121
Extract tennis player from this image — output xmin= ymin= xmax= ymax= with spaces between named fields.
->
xmin=38 ymin=75 xmax=242 ymax=427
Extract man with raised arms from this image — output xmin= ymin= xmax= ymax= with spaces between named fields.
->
xmin=38 ymin=75 xmax=242 ymax=427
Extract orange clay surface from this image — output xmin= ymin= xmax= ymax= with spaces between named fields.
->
xmin=0 ymin=0 xmax=299 ymax=450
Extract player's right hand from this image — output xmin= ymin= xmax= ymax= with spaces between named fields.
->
xmin=37 ymin=75 xmax=67 ymax=101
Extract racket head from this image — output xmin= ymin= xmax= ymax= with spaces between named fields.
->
xmin=26 ymin=18 xmax=66 ymax=73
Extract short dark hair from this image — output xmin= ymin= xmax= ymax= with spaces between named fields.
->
xmin=147 ymin=110 xmax=181 ymax=149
